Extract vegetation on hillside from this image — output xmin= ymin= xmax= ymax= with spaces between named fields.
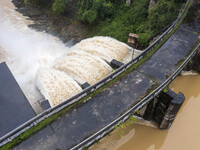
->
xmin=24 ymin=0 xmax=184 ymax=49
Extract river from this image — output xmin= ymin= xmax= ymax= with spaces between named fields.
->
xmin=90 ymin=73 xmax=200 ymax=150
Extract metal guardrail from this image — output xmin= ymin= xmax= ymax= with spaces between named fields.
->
xmin=0 ymin=0 xmax=192 ymax=147
xmin=72 ymin=43 xmax=200 ymax=150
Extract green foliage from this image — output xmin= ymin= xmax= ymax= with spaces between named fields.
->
xmin=88 ymin=0 xmax=184 ymax=49
xmin=138 ymin=33 xmax=152 ymax=48
xmin=163 ymin=85 xmax=169 ymax=92
xmin=77 ymin=0 xmax=120 ymax=24
xmin=148 ymin=0 xmax=179 ymax=32
xmin=102 ymin=2 xmax=115 ymax=17
xmin=136 ymin=110 xmax=140 ymax=115
xmin=81 ymin=9 xmax=98 ymax=24
xmin=52 ymin=0 xmax=70 ymax=15
xmin=24 ymin=0 xmax=50 ymax=8
xmin=25 ymin=0 xmax=184 ymax=48
xmin=129 ymin=115 xmax=138 ymax=123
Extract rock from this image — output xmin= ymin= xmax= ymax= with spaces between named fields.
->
xmin=18 ymin=7 xmax=42 ymax=17
xmin=126 ymin=0 xmax=132 ymax=5
xmin=148 ymin=0 xmax=156 ymax=12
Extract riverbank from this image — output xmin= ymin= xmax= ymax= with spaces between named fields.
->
xmin=12 ymin=0 xmax=185 ymax=48
xmin=12 ymin=0 xmax=90 ymax=44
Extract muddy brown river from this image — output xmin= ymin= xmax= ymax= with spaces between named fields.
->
xmin=90 ymin=74 xmax=200 ymax=150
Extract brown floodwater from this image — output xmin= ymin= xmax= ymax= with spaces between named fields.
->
xmin=90 ymin=74 xmax=200 ymax=150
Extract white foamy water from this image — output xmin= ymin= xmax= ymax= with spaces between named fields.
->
xmin=72 ymin=36 xmax=133 ymax=63
xmin=52 ymin=51 xmax=112 ymax=85
xmin=181 ymin=70 xmax=199 ymax=76
xmin=1 ymin=0 xmax=136 ymax=109
xmin=0 ymin=0 xmax=69 ymax=111
xmin=36 ymin=68 xmax=82 ymax=107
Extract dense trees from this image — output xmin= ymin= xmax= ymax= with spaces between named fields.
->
xmin=52 ymin=0 xmax=70 ymax=15
xmin=24 ymin=0 xmax=184 ymax=48
xmin=77 ymin=0 xmax=117 ymax=24
xmin=86 ymin=0 xmax=183 ymax=48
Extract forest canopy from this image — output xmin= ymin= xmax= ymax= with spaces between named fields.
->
xmin=24 ymin=0 xmax=184 ymax=48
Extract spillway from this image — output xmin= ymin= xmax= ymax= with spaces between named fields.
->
xmin=36 ymin=68 xmax=82 ymax=107
xmin=52 ymin=51 xmax=112 ymax=85
xmin=0 ymin=0 xmax=138 ymax=110
xmin=36 ymin=36 xmax=136 ymax=107
xmin=72 ymin=36 xmax=133 ymax=63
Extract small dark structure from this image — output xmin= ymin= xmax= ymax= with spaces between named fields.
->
xmin=142 ymin=89 xmax=185 ymax=129
xmin=40 ymin=100 xmax=51 ymax=110
xmin=128 ymin=33 xmax=139 ymax=48
xmin=81 ymin=82 xmax=90 ymax=89
xmin=110 ymin=59 xmax=124 ymax=69
xmin=0 ymin=62 xmax=35 ymax=138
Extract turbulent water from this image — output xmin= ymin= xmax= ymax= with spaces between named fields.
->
xmin=0 ymin=0 xmax=135 ymax=109
xmin=0 ymin=0 xmax=68 ymax=111
xmin=52 ymin=51 xmax=112 ymax=85
xmin=36 ymin=68 xmax=82 ymax=107
xmin=72 ymin=36 xmax=133 ymax=63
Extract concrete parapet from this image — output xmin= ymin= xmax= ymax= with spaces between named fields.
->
xmin=128 ymin=33 xmax=139 ymax=49
xmin=110 ymin=59 xmax=124 ymax=69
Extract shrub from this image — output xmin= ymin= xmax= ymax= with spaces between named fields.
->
xmin=138 ymin=33 xmax=151 ymax=48
xmin=81 ymin=9 xmax=98 ymax=24
xmin=102 ymin=2 xmax=115 ymax=17
xmin=52 ymin=0 xmax=69 ymax=15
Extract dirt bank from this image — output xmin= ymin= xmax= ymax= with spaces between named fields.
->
xmin=12 ymin=0 xmax=90 ymax=45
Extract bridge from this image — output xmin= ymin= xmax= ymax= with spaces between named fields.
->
xmin=0 ymin=0 xmax=200 ymax=149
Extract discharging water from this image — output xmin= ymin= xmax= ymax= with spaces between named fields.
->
xmin=0 ymin=0 xmax=68 ymax=112
xmin=72 ymin=36 xmax=133 ymax=63
xmin=36 ymin=68 xmax=82 ymax=107
xmin=0 ymin=0 xmax=135 ymax=110
xmin=52 ymin=51 xmax=112 ymax=85
xmin=90 ymin=74 xmax=200 ymax=150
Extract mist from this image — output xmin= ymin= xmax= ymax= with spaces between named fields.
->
xmin=0 ymin=2 xmax=70 ymax=107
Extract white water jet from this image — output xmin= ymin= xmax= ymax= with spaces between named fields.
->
xmin=36 ymin=68 xmax=82 ymax=107
xmin=0 ymin=0 xmax=69 ymax=111
xmin=52 ymin=51 xmax=112 ymax=85
xmin=72 ymin=36 xmax=133 ymax=63
xmin=1 ymin=0 xmax=137 ymax=109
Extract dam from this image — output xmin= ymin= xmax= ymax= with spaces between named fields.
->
xmin=0 ymin=0 xmax=199 ymax=149
xmin=0 ymin=0 xmax=140 ymax=138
